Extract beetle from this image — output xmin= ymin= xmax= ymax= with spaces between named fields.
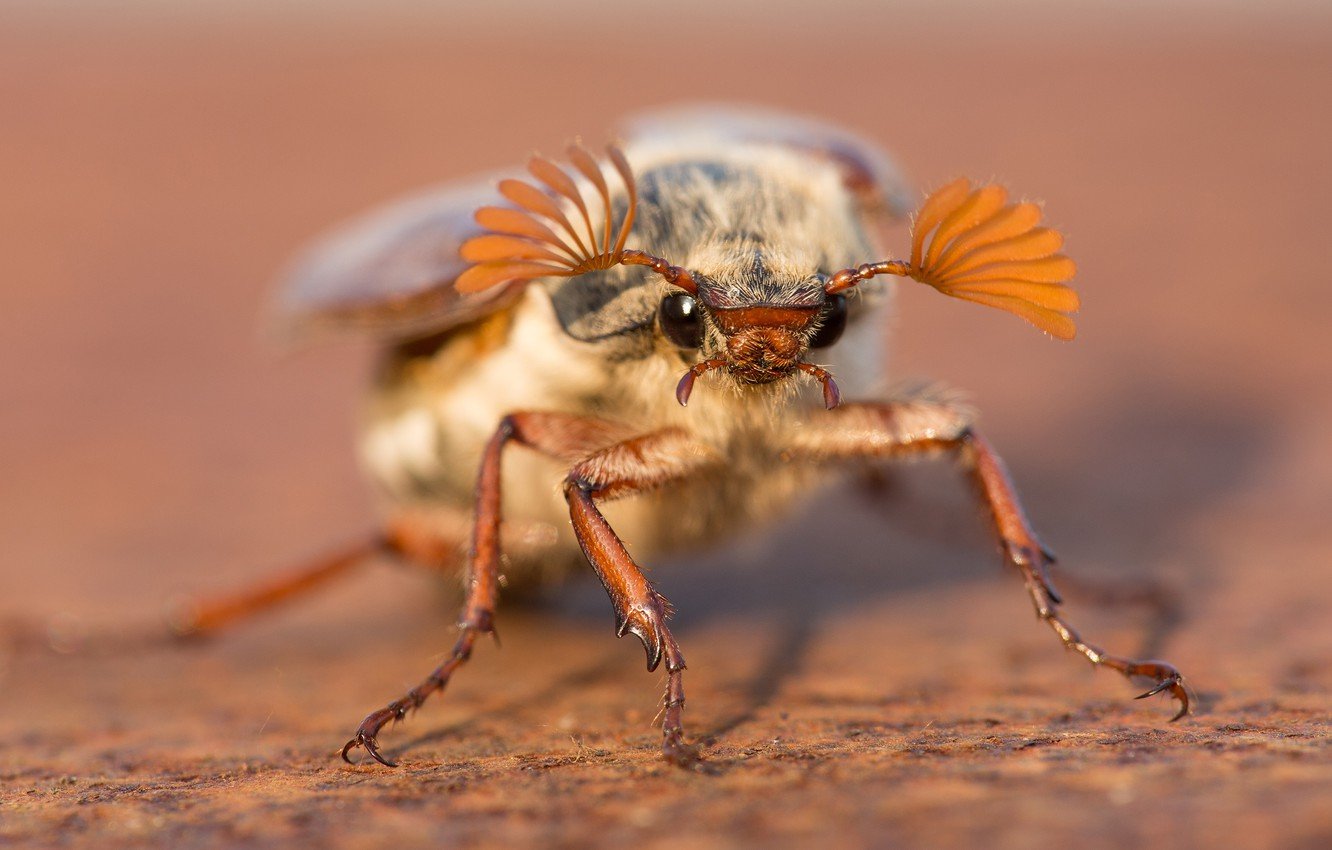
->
xmin=174 ymin=106 xmax=1188 ymax=770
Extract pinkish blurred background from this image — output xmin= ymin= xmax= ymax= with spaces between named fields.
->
xmin=2 ymin=2 xmax=1330 ymax=847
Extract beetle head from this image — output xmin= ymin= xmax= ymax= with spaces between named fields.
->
xmin=656 ymin=245 xmax=848 ymax=408
xmin=456 ymin=143 xmax=1079 ymax=412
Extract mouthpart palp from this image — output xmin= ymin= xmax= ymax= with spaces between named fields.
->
xmin=674 ymin=359 xmax=727 ymax=407
xmin=796 ymin=362 xmax=842 ymax=409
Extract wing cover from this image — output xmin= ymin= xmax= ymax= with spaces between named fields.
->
xmin=622 ymin=104 xmax=914 ymax=221
xmin=273 ymin=179 xmax=524 ymax=340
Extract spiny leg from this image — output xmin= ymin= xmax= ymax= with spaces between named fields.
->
xmin=1048 ymin=568 xmax=1182 ymax=661
xmin=964 ymin=431 xmax=1189 ymax=717
xmin=341 ymin=412 xmax=641 ymax=767
xmin=788 ymin=399 xmax=1189 ymax=720
xmin=561 ymin=429 xmax=717 ymax=769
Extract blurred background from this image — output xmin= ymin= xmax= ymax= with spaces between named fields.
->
xmin=2 ymin=1 xmax=1330 ymax=848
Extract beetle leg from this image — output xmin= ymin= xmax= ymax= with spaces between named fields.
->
xmin=788 ymin=400 xmax=1190 ymax=720
xmin=170 ymin=538 xmax=389 ymax=638
xmin=340 ymin=412 xmax=641 ymax=767
xmin=965 ymin=421 xmax=1188 ymax=715
xmin=169 ymin=506 xmax=544 ymax=639
xmin=561 ymin=429 xmax=718 ymax=770
xmin=963 ymin=431 xmax=1189 ymax=718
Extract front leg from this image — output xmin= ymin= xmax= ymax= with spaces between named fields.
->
xmin=789 ymin=399 xmax=1190 ymax=720
xmin=562 ymin=429 xmax=718 ymax=769
xmin=341 ymin=412 xmax=640 ymax=767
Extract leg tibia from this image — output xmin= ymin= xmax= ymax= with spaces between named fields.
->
xmin=561 ymin=429 xmax=715 ymax=769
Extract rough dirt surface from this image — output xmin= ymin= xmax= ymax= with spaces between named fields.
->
xmin=2 ymin=6 xmax=1330 ymax=849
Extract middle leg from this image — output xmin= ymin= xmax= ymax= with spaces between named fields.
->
xmin=787 ymin=398 xmax=1189 ymax=719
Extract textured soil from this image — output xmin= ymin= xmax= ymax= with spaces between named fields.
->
xmin=2 ymin=6 xmax=1330 ymax=849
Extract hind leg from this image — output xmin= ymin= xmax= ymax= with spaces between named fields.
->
xmin=169 ymin=499 xmax=568 ymax=640
xmin=172 ymin=536 xmax=400 ymax=638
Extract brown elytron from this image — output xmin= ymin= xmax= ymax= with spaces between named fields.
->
xmin=181 ymin=112 xmax=1188 ymax=771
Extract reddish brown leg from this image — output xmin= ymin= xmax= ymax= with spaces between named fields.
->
xmin=790 ymin=400 xmax=1190 ymax=720
xmin=340 ymin=412 xmax=643 ymax=767
xmin=168 ymin=508 xmax=486 ymax=639
xmin=964 ymin=432 xmax=1189 ymax=717
xmin=561 ymin=429 xmax=717 ymax=770
xmin=170 ymin=538 xmax=389 ymax=638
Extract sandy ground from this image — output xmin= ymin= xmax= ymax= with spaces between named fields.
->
xmin=1 ymin=5 xmax=1330 ymax=848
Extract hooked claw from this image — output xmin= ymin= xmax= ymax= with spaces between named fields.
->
xmin=1127 ymin=660 xmax=1190 ymax=721
xmin=339 ymin=706 xmax=405 ymax=767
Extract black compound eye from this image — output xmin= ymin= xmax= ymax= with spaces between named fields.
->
xmin=809 ymin=293 xmax=848 ymax=349
xmin=659 ymin=292 xmax=703 ymax=348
